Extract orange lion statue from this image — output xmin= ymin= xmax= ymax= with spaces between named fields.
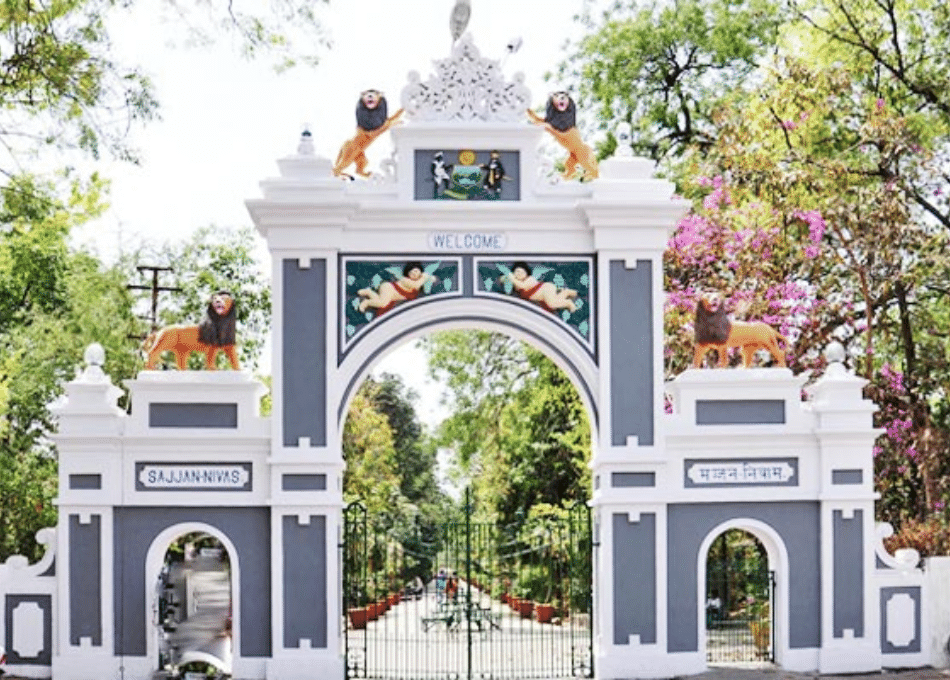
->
xmin=332 ymin=89 xmax=404 ymax=179
xmin=527 ymin=92 xmax=599 ymax=181
xmin=144 ymin=291 xmax=240 ymax=370
xmin=692 ymin=293 xmax=787 ymax=368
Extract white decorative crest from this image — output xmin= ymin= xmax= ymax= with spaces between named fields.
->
xmin=400 ymin=34 xmax=531 ymax=123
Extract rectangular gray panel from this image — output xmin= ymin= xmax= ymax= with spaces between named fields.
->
xmin=613 ymin=513 xmax=656 ymax=644
xmin=611 ymin=472 xmax=655 ymax=488
xmin=114 ymin=507 xmax=271 ymax=657
xmin=282 ymin=474 xmax=327 ymax=491
xmin=609 ymin=260 xmax=653 ymax=446
xmin=69 ymin=474 xmax=102 ymax=490
xmin=668 ymin=502 xmax=820 ymax=652
xmin=833 ymin=510 xmax=864 ymax=638
xmin=696 ymin=400 xmax=785 ymax=425
xmin=881 ymin=587 xmax=921 ymax=653
xmin=283 ymin=515 xmax=328 ymax=648
xmin=69 ymin=514 xmax=102 ymax=646
xmin=149 ymin=403 xmax=238 ymax=428
xmin=832 ymin=469 xmax=863 ymax=485
xmin=5 ymin=595 xmax=53 ymax=665
xmin=283 ymin=259 xmax=327 ymax=447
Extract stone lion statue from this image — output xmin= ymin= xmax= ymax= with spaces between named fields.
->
xmin=527 ymin=91 xmax=599 ymax=181
xmin=144 ymin=291 xmax=240 ymax=370
xmin=332 ymin=90 xmax=404 ymax=179
xmin=692 ymin=293 xmax=787 ymax=368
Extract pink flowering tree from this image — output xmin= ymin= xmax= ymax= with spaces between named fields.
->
xmin=661 ymin=58 xmax=950 ymax=533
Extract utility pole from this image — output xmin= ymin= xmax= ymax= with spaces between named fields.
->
xmin=127 ymin=265 xmax=182 ymax=340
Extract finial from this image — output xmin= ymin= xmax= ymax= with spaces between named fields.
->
xmin=81 ymin=343 xmax=106 ymax=381
xmin=450 ymin=0 xmax=471 ymax=44
xmin=615 ymin=122 xmax=633 ymax=158
xmin=824 ymin=341 xmax=847 ymax=376
xmin=298 ymin=126 xmax=314 ymax=156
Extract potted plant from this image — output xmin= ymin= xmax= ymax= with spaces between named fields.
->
xmin=746 ymin=596 xmax=770 ymax=656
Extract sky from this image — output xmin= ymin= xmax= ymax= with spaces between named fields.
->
xmin=69 ymin=0 xmax=592 ymax=426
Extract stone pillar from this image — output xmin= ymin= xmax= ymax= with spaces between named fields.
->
xmin=583 ymin=144 xmax=689 ymax=678
xmin=50 ymin=345 xmax=125 ymax=680
xmin=251 ymin=139 xmax=347 ymax=680
xmin=808 ymin=345 xmax=882 ymax=674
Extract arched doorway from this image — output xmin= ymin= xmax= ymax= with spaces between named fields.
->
xmin=339 ymin=329 xmax=595 ymax=680
xmin=145 ymin=524 xmax=240 ymax=677
xmin=698 ymin=520 xmax=789 ymax=669
xmin=704 ymin=529 xmax=772 ymax=663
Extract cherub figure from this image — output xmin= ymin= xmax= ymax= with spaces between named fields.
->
xmin=333 ymin=90 xmax=404 ymax=179
xmin=503 ymin=261 xmax=578 ymax=313
xmin=357 ymin=262 xmax=437 ymax=316
xmin=527 ymin=92 xmax=599 ymax=181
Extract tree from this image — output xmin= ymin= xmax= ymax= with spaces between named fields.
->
xmin=559 ymin=0 xmax=786 ymax=161
xmin=0 ymin=175 xmax=140 ymax=560
xmin=424 ymin=330 xmax=592 ymax=525
xmin=567 ymin=0 xmax=950 ymax=541
xmin=362 ymin=373 xmax=442 ymax=516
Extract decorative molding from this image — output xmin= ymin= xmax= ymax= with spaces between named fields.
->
xmin=884 ymin=593 xmax=916 ymax=648
xmin=400 ymin=35 xmax=531 ymax=123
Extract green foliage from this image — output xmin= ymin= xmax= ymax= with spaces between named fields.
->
xmin=560 ymin=0 xmax=786 ymax=161
xmin=569 ymin=0 xmax=950 ymax=536
xmin=0 ymin=174 xmax=138 ymax=561
xmin=424 ymin=330 xmax=592 ymax=525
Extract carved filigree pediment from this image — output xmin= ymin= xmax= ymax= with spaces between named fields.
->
xmin=401 ymin=34 xmax=531 ymax=123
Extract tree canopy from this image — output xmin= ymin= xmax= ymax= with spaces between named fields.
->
xmin=564 ymin=0 xmax=950 ymax=547
xmin=424 ymin=330 xmax=592 ymax=525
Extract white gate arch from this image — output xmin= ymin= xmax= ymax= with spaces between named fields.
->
xmin=24 ymin=33 xmax=914 ymax=680
xmin=335 ymin=299 xmax=601 ymax=434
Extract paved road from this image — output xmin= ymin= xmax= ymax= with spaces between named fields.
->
xmin=680 ymin=667 xmax=950 ymax=680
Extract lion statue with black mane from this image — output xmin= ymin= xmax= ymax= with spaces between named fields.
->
xmin=693 ymin=292 xmax=787 ymax=368
xmin=144 ymin=291 xmax=240 ymax=370
xmin=527 ymin=91 xmax=599 ymax=181
xmin=332 ymin=89 xmax=404 ymax=179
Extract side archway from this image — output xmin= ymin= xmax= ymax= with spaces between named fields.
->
xmin=696 ymin=518 xmax=790 ymax=667
xmin=143 ymin=522 xmax=242 ymax=673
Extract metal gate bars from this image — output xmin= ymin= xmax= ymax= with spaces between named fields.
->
xmin=705 ymin=529 xmax=775 ymax=664
xmin=342 ymin=494 xmax=594 ymax=680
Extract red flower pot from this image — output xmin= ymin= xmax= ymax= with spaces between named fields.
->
xmin=534 ymin=603 xmax=555 ymax=624
xmin=348 ymin=607 xmax=369 ymax=629
xmin=517 ymin=600 xmax=534 ymax=619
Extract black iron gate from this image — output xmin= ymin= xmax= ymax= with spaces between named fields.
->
xmin=705 ymin=529 xmax=775 ymax=664
xmin=342 ymin=493 xmax=594 ymax=680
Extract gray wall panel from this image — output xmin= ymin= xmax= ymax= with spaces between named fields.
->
xmin=282 ymin=474 xmax=328 ymax=491
xmin=282 ymin=516 xmax=328 ymax=648
xmin=611 ymin=472 xmax=655 ymax=488
xmin=612 ymin=513 xmax=657 ymax=644
xmin=149 ymin=403 xmax=238 ymax=428
xmin=69 ymin=474 xmax=102 ymax=490
xmin=833 ymin=510 xmax=864 ymax=638
xmin=5 ymin=595 xmax=53 ymax=665
xmin=113 ymin=507 xmax=271 ymax=657
xmin=69 ymin=514 xmax=101 ymax=646
xmin=696 ymin=400 xmax=785 ymax=425
xmin=609 ymin=260 xmax=653 ymax=446
xmin=283 ymin=258 xmax=327 ymax=447
xmin=667 ymin=502 xmax=821 ymax=652
xmin=832 ymin=470 xmax=863 ymax=485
